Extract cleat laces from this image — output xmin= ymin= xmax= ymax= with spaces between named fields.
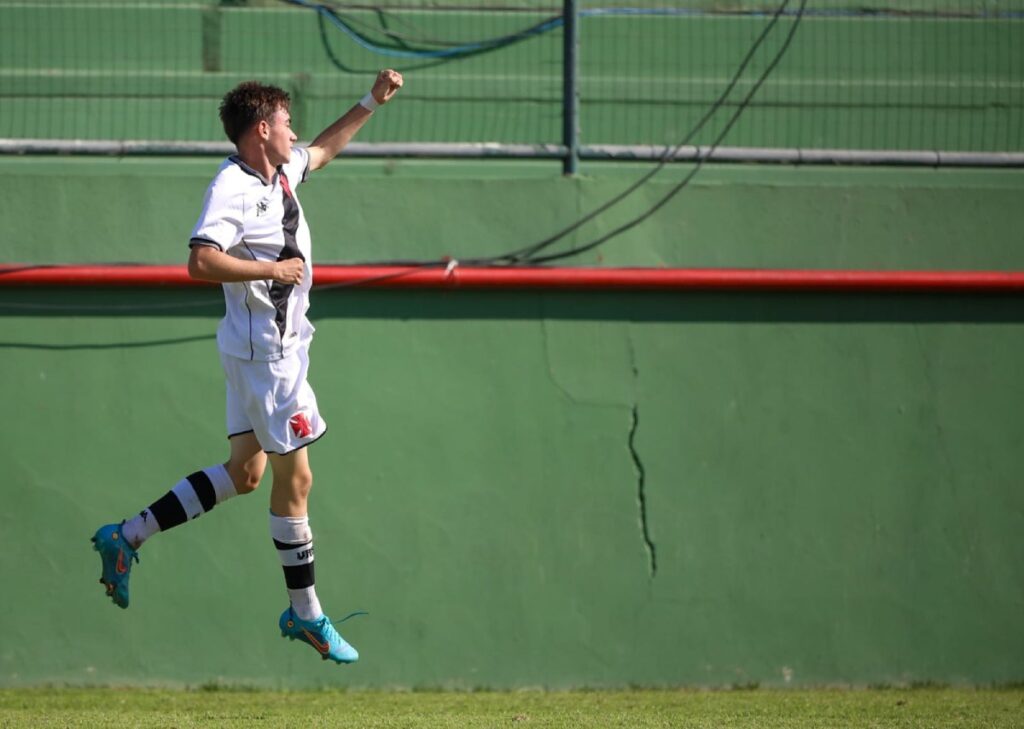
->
xmin=314 ymin=611 xmax=366 ymax=643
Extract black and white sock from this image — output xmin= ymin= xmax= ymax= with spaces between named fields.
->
xmin=121 ymin=465 xmax=237 ymax=548
xmin=269 ymin=512 xmax=323 ymax=621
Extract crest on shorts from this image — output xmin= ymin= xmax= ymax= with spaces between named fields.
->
xmin=289 ymin=413 xmax=313 ymax=438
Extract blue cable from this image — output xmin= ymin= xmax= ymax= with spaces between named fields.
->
xmin=287 ymin=2 xmax=787 ymax=61
xmin=284 ymin=0 xmax=563 ymax=59
xmin=286 ymin=1 xmax=1024 ymax=62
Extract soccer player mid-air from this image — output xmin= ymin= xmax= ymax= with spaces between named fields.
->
xmin=91 ymin=69 xmax=403 ymax=665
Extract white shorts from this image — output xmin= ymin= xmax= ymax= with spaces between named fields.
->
xmin=220 ymin=344 xmax=327 ymax=455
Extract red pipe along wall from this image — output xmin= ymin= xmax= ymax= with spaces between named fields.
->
xmin=3 ymin=264 xmax=1024 ymax=292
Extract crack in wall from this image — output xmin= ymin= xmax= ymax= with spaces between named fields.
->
xmin=629 ymin=402 xmax=657 ymax=578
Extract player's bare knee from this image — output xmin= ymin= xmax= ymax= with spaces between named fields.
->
xmin=239 ymin=469 xmax=263 ymax=494
xmin=292 ymin=469 xmax=313 ymax=499
xmin=225 ymin=461 xmax=264 ymax=495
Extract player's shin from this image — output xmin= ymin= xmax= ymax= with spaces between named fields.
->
xmin=270 ymin=512 xmax=323 ymax=621
xmin=121 ymin=464 xmax=237 ymax=548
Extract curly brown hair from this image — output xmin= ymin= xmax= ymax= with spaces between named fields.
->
xmin=218 ymin=81 xmax=291 ymax=145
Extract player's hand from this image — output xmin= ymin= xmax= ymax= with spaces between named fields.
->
xmin=273 ymin=258 xmax=304 ymax=285
xmin=371 ymin=69 xmax=403 ymax=105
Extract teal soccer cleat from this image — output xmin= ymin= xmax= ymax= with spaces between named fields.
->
xmin=91 ymin=523 xmax=139 ymax=609
xmin=279 ymin=606 xmax=362 ymax=664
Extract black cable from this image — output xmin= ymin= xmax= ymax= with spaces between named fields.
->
xmin=523 ymin=0 xmax=810 ymax=266
xmin=331 ymin=3 xmax=515 ymax=50
xmin=0 ymin=295 xmax=224 ymax=313
xmin=288 ymin=0 xmax=804 ymax=271
xmin=316 ymin=9 xmax=484 ymax=74
xmin=287 ymin=0 xmax=806 ymax=273
xmin=0 ymin=264 xmax=58 ymax=277
xmin=295 ymin=0 xmax=564 ymax=61
xmin=315 ymin=5 xmax=561 ymax=74
xmin=483 ymin=0 xmax=797 ymax=266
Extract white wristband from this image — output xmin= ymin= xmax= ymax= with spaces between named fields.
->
xmin=359 ymin=93 xmax=379 ymax=112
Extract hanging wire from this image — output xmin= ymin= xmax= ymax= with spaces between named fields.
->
xmin=519 ymin=0 xmax=810 ymax=266
xmin=285 ymin=0 xmax=564 ymax=60
xmin=464 ymin=0 xmax=806 ymax=268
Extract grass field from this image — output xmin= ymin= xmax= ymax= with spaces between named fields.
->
xmin=1 ymin=687 xmax=1022 ymax=728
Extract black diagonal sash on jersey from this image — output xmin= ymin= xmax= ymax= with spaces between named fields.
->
xmin=268 ymin=171 xmax=305 ymax=347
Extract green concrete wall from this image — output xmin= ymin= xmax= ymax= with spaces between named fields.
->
xmin=1 ymin=158 xmax=1023 ymax=688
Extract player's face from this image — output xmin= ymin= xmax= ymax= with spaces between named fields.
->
xmin=266 ymin=107 xmax=297 ymax=166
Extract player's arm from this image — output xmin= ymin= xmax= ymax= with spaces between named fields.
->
xmin=306 ymin=69 xmax=403 ymax=173
xmin=188 ymin=245 xmax=303 ymax=285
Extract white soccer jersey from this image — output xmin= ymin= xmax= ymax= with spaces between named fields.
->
xmin=189 ymin=147 xmax=315 ymax=362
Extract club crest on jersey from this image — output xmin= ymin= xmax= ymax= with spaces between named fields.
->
xmin=256 ymin=199 xmax=269 ymax=216
xmin=289 ymin=413 xmax=313 ymax=438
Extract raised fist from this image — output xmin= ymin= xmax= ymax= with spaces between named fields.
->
xmin=371 ymin=69 xmax=404 ymax=105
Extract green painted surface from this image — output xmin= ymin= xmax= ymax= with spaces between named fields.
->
xmin=4 ymin=156 xmax=1024 ymax=269
xmin=0 ymin=158 xmax=1023 ymax=687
